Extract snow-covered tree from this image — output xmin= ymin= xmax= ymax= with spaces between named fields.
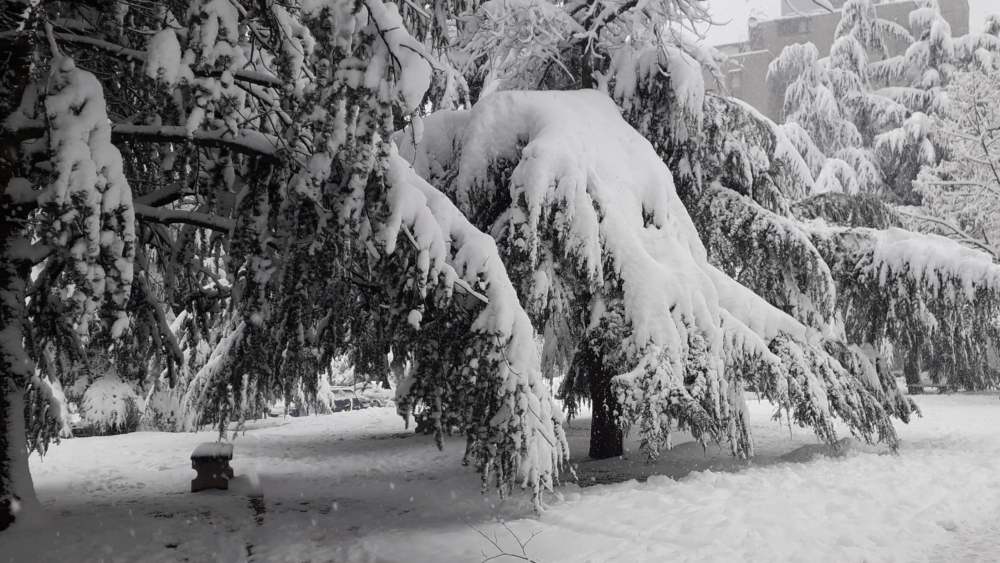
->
xmin=2 ymin=0 xmax=999 ymax=534
xmin=0 ymin=0 xmax=568 ymax=528
xmin=772 ymin=1 xmax=1000 ymax=207
xmin=457 ymin=0 xmax=720 ymax=98
xmin=911 ymin=70 xmax=1000 ymax=261
xmin=768 ymin=0 xmax=911 ymax=200
xmin=810 ymin=224 xmax=1000 ymax=389
xmin=403 ymin=89 xmax=913 ymax=463
xmin=437 ymin=0 xmax=1000 ymax=459
xmin=622 ymin=30 xmax=1000 ymax=395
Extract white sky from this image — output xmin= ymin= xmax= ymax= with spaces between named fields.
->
xmin=702 ymin=0 xmax=996 ymax=45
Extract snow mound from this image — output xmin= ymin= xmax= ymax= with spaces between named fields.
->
xmin=81 ymin=372 xmax=142 ymax=435
xmin=778 ymin=436 xmax=856 ymax=463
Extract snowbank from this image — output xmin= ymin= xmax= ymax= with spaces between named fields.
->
xmin=7 ymin=395 xmax=1000 ymax=561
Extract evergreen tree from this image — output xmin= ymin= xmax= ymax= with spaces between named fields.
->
xmin=402 ymin=88 xmax=911 ymax=467
xmin=770 ymin=0 xmax=1000 ymax=205
xmin=0 ymin=0 xmax=568 ymax=528
xmin=754 ymin=1 xmax=1000 ymax=386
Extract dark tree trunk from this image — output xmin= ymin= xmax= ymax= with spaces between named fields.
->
xmin=582 ymin=340 xmax=623 ymax=459
xmin=0 ymin=237 xmax=38 ymax=531
xmin=1 ymin=3 xmax=46 ymax=530
xmin=0 ymin=141 xmax=36 ymax=534
xmin=589 ymin=375 xmax=623 ymax=459
xmin=0 ymin=385 xmax=35 ymax=531
xmin=904 ymin=352 xmax=921 ymax=386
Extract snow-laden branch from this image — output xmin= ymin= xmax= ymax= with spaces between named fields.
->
xmin=133 ymin=204 xmax=234 ymax=233
xmin=4 ymin=122 xmax=280 ymax=159
xmin=113 ymin=124 xmax=279 ymax=158
xmin=0 ymin=30 xmax=284 ymax=88
xmin=896 ymin=208 xmax=998 ymax=259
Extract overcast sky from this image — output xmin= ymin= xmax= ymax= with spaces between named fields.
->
xmin=702 ymin=0 xmax=996 ymax=45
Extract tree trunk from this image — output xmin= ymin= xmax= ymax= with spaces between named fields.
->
xmin=0 ymin=385 xmax=38 ymax=531
xmin=589 ymin=377 xmax=623 ymax=459
xmin=0 ymin=238 xmax=40 ymax=531
xmin=0 ymin=4 xmax=44 ymax=531
xmin=584 ymin=341 xmax=623 ymax=459
xmin=904 ymin=352 xmax=921 ymax=386
xmin=1 ymin=166 xmax=41 ymax=531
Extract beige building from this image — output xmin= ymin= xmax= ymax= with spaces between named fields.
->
xmin=711 ymin=0 xmax=971 ymax=121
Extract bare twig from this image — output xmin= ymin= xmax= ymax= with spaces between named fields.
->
xmin=471 ymin=522 xmax=542 ymax=563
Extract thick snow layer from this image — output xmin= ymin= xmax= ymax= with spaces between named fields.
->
xmin=145 ymin=29 xmax=188 ymax=86
xmin=817 ymin=225 xmax=1000 ymax=298
xmin=80 ymin=372 xmax=142 ymax=434
xmin=5 ymin=395 xmax=1000 ymax=561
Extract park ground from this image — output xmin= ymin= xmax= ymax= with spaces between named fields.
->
xmin=3 ymin=393 xmax=1000 ymax=562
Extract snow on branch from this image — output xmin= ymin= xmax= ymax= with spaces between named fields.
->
xmin=7 ymin=122 xmax=280 ymax=159
xmin=133 ymin=204 xmax=234 ymax=233
xmin=0 ymin=29 xmax=284 ymax=88
xmin=810 ymin=224 xmax=1000 ymax=388
xmin=406 ymin=88 xmax=911 ymax=458
xmin=692 ymin=184 xmax=836 ymax=331
xmin=37 ymin=55 xmax=136 ymax=338
xmin=791 ymin=192 xmax=901 ymax=229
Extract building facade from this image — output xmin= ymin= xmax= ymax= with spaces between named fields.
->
xmin=711 ymin=0 xmax=971 ymax=121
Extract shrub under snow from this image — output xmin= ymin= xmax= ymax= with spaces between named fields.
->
xmin=81 ymin=373 xmax=143 ymax=435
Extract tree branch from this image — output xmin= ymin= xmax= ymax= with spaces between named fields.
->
xmin=897 ymin=208 xmax=998 ymax=259
xmin=4 ymin=122 xmax=280 ymax=159
xmin=135 ymin=182 xmax=185 ymax=207
xmin=112 ymin=124 xmax=280 ymax=158
xmin=0 ymin=30 xmax=284 ymax=88
xmin=134 ymin=204 xmax=234 ymax=233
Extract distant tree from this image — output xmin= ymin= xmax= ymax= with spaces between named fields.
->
xmin=753 ymin=0 xmax=1000 ymax=387
xmin=770 ymin=0 xmax=1000 ymax=205
xmin=911 ymin=70 xmax=1000 ymax=261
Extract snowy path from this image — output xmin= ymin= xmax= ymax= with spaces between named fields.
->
xmin=3 ymin=395 xmax=1000 ymax=562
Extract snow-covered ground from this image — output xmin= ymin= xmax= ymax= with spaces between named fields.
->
xmin=3 ymin=394 xmax=1000 ymax=562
